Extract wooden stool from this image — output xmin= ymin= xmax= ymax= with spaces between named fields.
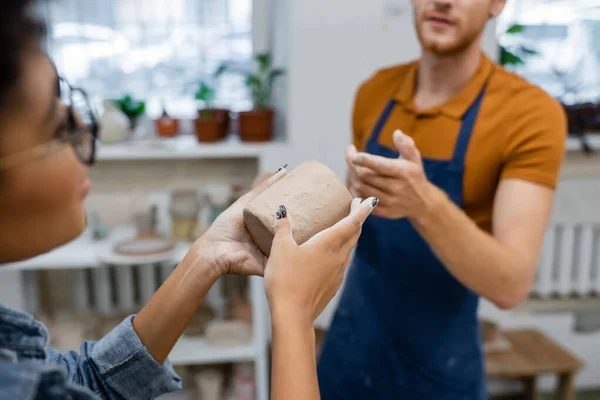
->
xmin=485 ymin=329 xmax=583 ymax=400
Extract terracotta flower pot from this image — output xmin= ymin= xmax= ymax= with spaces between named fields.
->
xmin=238 ymin=109 xmax=275 ymax=142
xmin=212 ymin=109 xmax=231 ymax=138
xmin=195 ymin=111 xmax=225 ymax=143
xmin=155 ymin=116 xmax=179 ymax=137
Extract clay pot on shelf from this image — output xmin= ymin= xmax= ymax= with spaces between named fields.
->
xmin=155 ymin=110 xmax=179 ymax=137
xmin=238 ymin=108 xmax=275 ymax=142
xmin=195 ymin=109 xmax=225 ymax=143
xmin=212 ymin=108 xmax=231 ymax=138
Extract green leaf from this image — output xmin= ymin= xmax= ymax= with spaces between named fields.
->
xmin=255 ymin=53 xmax=272 ymax=75
xmin=268 ymin=69 xmax=285 ymax=85
xmin=194 ymin=82 xmax=216 ymax=108
xmin=500 ymin=47 xmax=524 ymax=66
xmin=130 ymin=102 xmax=145 ymax=117
xmin=506 ymin=24 xmax=525 ymax=34
xmin=245 ymin=74 xmax=262 ymax=90
xmin=115 ymin=94 xmax=146 ymax=118
xmin=519 ymin=45 xmax=539 ymax=56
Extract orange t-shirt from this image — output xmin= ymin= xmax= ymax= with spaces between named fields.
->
xmin=353 ymin=54 xmax=567 ymax=233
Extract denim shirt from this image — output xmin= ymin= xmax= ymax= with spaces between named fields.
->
xmin=0 ymin=304 xmax=182 ymax=400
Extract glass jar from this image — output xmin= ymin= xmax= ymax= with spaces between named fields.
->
xmin=170 ymin=189 xmax=199 ymax=241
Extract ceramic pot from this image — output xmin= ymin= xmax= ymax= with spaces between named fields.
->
xmin=99 ymin=100 xmax=130 ymax=143
xmin=195 ymin=111 xmax=225 ymax=143
xmin=155 ymin=116 xmax=179 ymax=137
xmin=243 ymin=160 xmax=352 ymax=256
xmin=212 ymin=108 xmax=231 ymax=138
xmin=238 ymin=109 xmax=274 ymax=142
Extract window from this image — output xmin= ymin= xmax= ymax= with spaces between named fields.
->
xmin=497 ymin=0 xmax=600 ymax=105
xmin=40 ymin=0 xmax=254 ymax=118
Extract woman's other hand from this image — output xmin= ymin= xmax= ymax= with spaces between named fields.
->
xmin=188 ymin=168 xmax=287 ymax=278
xmin=265 ymin=197 xmax=377 ymax=324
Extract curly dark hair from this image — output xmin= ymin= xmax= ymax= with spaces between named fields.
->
xmin=0 ymin=0 xmax=46 ymax=111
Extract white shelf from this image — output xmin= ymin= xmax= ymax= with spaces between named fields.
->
xmin=93 ymin=133 xmax=599 ymax=161
xmin=170 ymin=337 xmax=258 ymax=366
xmin=1 ymin=227 xmax=191 ymax=271
xmin=97 ymin=135 xmax=286 ymax=161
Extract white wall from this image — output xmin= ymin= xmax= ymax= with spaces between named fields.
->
xmin=274 ymin=0 xmax=497 ymax=324
xmin=267 ymin=0 xmax=600 ymax=392
xmin=262 ymin=0 xmax=497 ymax=175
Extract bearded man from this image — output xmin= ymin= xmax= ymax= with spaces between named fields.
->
xmin=317 ymin=0 xmax=567 ymax=398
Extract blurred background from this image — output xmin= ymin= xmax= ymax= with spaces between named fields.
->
xmin=1 ymin=0 xmax=600 ymax=399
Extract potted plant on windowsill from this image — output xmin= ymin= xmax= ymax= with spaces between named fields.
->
xmin=194 ymin=66 xmax=230 ymax=142
xmin=226 ymin=53 xmax=285 ymax=142
xmin=194 ymin=82 xmax=226 ymax=143
xmin=155 ymin=105 xmax=179 ymax=138
xmin=112 ymin=94 xmax=146 ymax=132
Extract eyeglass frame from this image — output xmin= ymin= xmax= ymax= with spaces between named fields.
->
xmin=0 ymin=77 xmax=100 ymax=171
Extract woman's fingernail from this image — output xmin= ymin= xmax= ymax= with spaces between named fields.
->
xmin=276 ymin=204 xmax=287 ymax=219
xmin=372 ymin=198 xmax=379 ymax=208
xmin=276 ymin=164 xmax=288 ymax=173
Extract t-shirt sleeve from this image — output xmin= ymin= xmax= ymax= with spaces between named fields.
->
xmin=500 ymin=89 xmax=567 ymax=189
xmin=352 ymin=81 xmax=369 ymax=151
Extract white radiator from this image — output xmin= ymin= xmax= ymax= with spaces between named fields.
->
xmin=529 ymin=178 xmax=600 ymax=300
xmin=533 ymin=223 xmax=600 ymax=298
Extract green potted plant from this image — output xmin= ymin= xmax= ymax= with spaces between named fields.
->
xmin=194 ymin=82 xmax=225 ymax=142
xmin=194 ymin=66 xmax=230 ymax=142
xmin=112 ymin=94 xmax=146 ymax=131
xmin=226 ymin=52 xmax=285 ymax=142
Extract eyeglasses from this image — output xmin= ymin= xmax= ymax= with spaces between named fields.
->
xmin=0 ymin=77 xmax=100 ymax=171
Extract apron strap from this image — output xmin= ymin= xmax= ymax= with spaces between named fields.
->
xmin=366 ymin=100 xmax=397 ymax=148
xmin=450 ymin=87 xmax=487 ymax=168
xmin=451 ymin=67 xmax=495 ymax=168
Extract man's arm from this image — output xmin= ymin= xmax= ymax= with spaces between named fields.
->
xmin=348 ymin=126 xmax=563 ymax=310
xmin=411 ymin=178 xmax=553 ymax=309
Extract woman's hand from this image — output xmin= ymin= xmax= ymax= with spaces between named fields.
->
xmin=265 ymin=197 xmax=377 ymax=324
xmin=190 ymin=168 xmax=286 ymax=278
xmin=133 ymin=168 xmax=286 ymax=364
xmin=266 ymin=197 xmax=377 ymax=400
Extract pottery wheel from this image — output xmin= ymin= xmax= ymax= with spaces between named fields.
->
xmin=114 ymin=237 xmax=175 ymax=256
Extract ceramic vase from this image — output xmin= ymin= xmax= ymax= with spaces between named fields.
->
xmin=98 ymin=100 xmax=130 ymax=143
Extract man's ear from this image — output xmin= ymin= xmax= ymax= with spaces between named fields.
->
xmin=490 ymin=0 xmax=507 ymax=18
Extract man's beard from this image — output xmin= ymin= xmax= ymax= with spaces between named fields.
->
xmin=416 ymin=26 xmax=479 ymax=56
xmin=414 ymin=13 xmax=485 ymax=56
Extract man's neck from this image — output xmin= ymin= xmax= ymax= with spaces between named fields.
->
xmin=413 ymin=42 xmax=483 ymax=111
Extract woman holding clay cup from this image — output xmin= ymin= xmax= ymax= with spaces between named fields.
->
xmin=0 ymin=3 xmax=376 ymax=398
xmin=265 ymin=197 xmax=378 ymax=400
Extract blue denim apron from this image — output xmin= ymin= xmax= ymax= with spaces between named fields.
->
xmin=318 ymin=84 xmax=490 ymax=400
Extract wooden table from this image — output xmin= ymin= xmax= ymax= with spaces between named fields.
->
xmin=485 ymin=329 xmax=583 ymax=400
